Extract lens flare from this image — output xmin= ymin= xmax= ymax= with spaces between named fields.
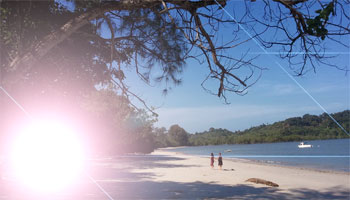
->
xmin=9 ymin=119 xmax=86 ymax=192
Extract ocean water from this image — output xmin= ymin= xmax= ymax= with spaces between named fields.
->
xmin=165 ymin=139 xmax=350 ymax=172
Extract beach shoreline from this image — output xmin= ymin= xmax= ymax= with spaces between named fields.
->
xmin=154 ymin=147 xmax=350 ymax=175
xmin=157 ymin=144 xmax=350 ymax=174
xmin=148 ymin=148 xmax=350 ymax=199
xmin=1 ymin=148 xmax=349 ymax=199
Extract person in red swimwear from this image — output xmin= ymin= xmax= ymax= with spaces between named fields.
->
xmin=210 ymin=153 xmax=214 ymax=168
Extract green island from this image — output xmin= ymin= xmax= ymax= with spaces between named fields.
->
xmin=188 ymin=110 xmax=350 ymax=146
xmin=154 ymin=110 xmax=350 ymax=148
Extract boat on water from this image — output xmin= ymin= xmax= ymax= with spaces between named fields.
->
xmin=298 ymin=142 xmax=312 ymax=148
xmin=224 ymin=149 xmax=232 ymax=152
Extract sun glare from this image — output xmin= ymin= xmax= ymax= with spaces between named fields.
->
xmin=9 ymin=118 xmax=86 ymax=193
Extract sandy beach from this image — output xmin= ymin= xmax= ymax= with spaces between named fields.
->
xmin=1 ymin=149 xmax=349 ymax=199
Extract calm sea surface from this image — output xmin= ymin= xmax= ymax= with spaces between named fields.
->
xmin=165 ymin=139 xmax=350 ymax=172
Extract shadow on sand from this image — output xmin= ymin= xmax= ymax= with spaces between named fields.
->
xmin=1 ymin=155 xmax=349 ymax=199
xmin=95 ymin=182 xmax=349 ymax=200
xmin=71 ymin=155 xmax=350 ymax=199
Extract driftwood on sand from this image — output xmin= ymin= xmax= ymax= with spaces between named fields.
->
xmin=245 ymin=178 xmax=279 ymax=187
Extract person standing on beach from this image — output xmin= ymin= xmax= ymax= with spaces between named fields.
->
xmin=218 ymin=152 xmax=223 ymax=170
xmin=210 ymin=153 xmax=214 ymax=168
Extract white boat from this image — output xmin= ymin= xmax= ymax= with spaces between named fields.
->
xmin=298 ymin=142 xmax=312 ymax=148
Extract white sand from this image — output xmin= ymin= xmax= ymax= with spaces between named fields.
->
xmin=144 ymin=150 xmax=350 ymax=198
xmin=1 ymin=149 xmax=349 ymax=199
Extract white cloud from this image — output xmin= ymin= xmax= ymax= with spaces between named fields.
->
xmin=308 ymin=84 xmax=349 ymax=93
xmin=272 ymin=84 xmax=299 ymax=95
xmin=258 ymin=79 xmax=349 ymax=95
xmin=255 ymin=82 xmax=301 ymax=96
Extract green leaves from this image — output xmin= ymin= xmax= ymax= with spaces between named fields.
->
xmin=306 ymin=2 xmax=334 ymax=40
xmin=168 ymin=124 xmax=189 ymax=146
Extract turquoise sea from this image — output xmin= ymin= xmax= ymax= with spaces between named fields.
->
xmin=165 ymin=138 xmax=350 ymax=172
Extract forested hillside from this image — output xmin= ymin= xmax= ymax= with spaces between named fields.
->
xmin=188 ymin=110 xmax=350 ymax=146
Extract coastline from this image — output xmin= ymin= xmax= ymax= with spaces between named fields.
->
xmin=155 ymin=148 xmax=350 ymax=174
xmin=218 ymin=156 xmax=349 ymax=175
xmin=148 ymin=148 xmax=350 ymax=199
xmin=156 ymin=147 xmax=350 ymax=174
xmin=1 ymin=148 xmax=349 ymax=199
xmin=158 ymin=139 xmax=350 ymax=173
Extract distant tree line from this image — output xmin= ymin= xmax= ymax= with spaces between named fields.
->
xmin=2 ymin=85 xmax=347 ymax=155
xmin=141 ymin=110 xmax=350 ymax=152
xmin=188 ymin=110 xmax=349 ymax=146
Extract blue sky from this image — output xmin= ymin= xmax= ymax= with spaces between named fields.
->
xmin=124 ymin=1 xmax=349 ymax=133
xmin=132 ymin=52 xmax=349 ymax=133
xmin=59 ymin=0 xmax=348 ymax=134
